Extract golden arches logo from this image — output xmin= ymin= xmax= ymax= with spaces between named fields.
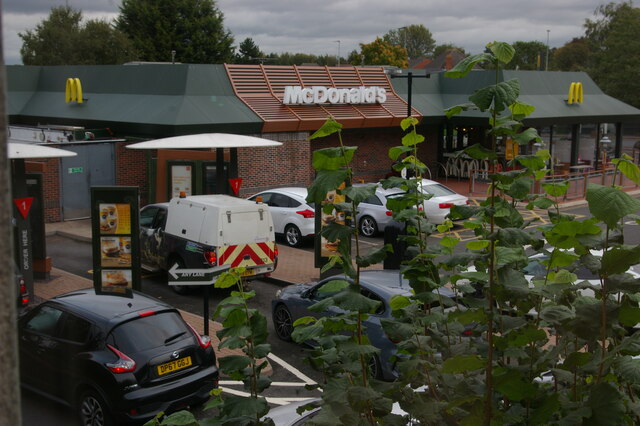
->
xmin=567 ymin=82 xmax=583 ymax=104
xmin=65 ymin=78 xmax=83 ymax=103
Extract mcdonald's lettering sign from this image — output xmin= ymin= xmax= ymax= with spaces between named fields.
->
xmin=65 ymin=78 xmax=83 ymax=103
xmin=567 ymin=82 xmax=583 ymax=104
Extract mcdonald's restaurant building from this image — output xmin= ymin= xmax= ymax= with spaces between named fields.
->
xmin=6 ymin=64 xmax=640 ymax=223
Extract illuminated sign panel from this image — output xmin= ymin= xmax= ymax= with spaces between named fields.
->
xmin=283 ymin=85 xmax=387 ymax=105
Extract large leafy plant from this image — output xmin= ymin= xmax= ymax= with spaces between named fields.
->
xmin=293 ymin=41 xmax=640 ymax=425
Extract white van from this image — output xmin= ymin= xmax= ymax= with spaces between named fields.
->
xmin=140 ymin=194 xmax=278 ymax=293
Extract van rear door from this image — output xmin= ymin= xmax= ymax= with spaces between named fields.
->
xmin=216 ymin=207 xmax=277 ymax=277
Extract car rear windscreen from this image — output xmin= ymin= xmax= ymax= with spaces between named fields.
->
xmin=110 ymin=311 xmax=190 ymax=353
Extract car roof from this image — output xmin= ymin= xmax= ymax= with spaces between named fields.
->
xmin=48 ymin=288 xmax=177 ymax=328
xmin=327 ymin=270 xmax=455 ymax=299
xmin=257 ymin=187 xmax=308 ymax=198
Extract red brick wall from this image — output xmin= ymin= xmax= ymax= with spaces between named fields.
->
xmin=238 ymin=135 xmax=313 ymax=196
xmin=38 ymin=159 xmax=62 ymax=223
xmin=115 ymin=142 xmax=149 ymax=206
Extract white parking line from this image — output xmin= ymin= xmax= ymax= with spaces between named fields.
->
xmin=219 ymin=387 xmax=315 ymax=406
xmin=267 ymin=352 xmax=317 ymax=385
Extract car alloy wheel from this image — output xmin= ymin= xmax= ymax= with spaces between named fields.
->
xmin=79 ymin=389 xmax=112 ymax=426
xmin=368 ymin=355 xmax=383 ymax=380
xmin=359 ymin=216 xmax=378 ymax=237
xmin=273 ymin=304 xmax=293 ymax=341
xmin=285 ymin=225 xmax=302 ymax=247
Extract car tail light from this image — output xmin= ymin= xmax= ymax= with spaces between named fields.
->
xmin=106 ymin=344 xmax=136 ymax=373
xmin=439 ymin=202 xmax=454 ymax=209
xmin=186 ymin=322 xmax=211 ymax=349
xmin=466 ymin=200 xmax=471 ymax=205
xmin=462 ymin=329 xmax=475 ymax=336
xmin=204 ymin=250 xmax=217 ymax=266
xmin=385 ymin=333 xmax=401 ymax=344
xmin=138 ymin=311 xmax=155 ymax=318
xmin=296 ymin=209 xmax=315 ymax=219
xmin=385 ymin=211 xmax=392 ymax=216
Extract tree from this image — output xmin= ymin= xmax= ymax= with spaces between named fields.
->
xmin=116 ymin=0 xmax=234 ymax=64
xmin=553 ymin=37 xmax=591 ymax=71
xmin=507 ymin=40 xmax=548 ymax=70
xmin=433 ymin=43 xmax=466 ymax=58
xmin=353 ymin=37 xmax=407 ymax=67
xmin=584 ymin=1 xmax=640 ymax=107
xmin=19 ymin=6 xmax=137 ymax=65
xmin=235 ymin=38 xmax=263 ymax=64
xmin=383 ymin=24 xmax=435 ymax=60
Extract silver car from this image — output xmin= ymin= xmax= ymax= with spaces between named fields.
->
xmin=248 ymin=187 xmax=315 ymax=248
xmin=355 ymin=184 xmax=405 ymax=237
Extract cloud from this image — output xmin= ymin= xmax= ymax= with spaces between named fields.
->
xmin=1 ymin=0 xmax=616 ymax=65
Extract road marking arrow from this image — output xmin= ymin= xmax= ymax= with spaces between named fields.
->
xmin=168 ymin=263 xmax=230 ymax=285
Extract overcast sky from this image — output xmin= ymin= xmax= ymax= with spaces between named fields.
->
xmin=1 ymin=0 xmax=621 ymax=65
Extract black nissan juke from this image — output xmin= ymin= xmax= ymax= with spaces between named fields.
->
xmin=18 ymin=289 xmax=218 ymax=425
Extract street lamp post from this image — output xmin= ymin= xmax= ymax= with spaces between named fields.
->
xmin=545 ymin=29 xmax=550 ymax=71
xmin=390 ymin=70 xmax=432 ymax=118
xmin=334 ymin=40 xmax=341 ymax=66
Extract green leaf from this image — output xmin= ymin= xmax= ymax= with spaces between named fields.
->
xmin=444 ymin=53 xmax=493 ymax=78
xmin=505 ymin=177 xmax=532 ymax=200
xmin=440 ymin=236 xmax=460 ymax=248
xmin=221 ymin=395 xmax=270 ymax=421
xmin=495 ymin=246 xmax=527 ymax=268
xmin=530 ymin=394 xmax=560 ymax=425
xmin=444 ymin=103 xmax=475 ymax=118
xmin=333 ymin=286 xmax=381 ymax=313
xmin=469 ymin=79 xmax=519 ymax=113
xmin=531 ymin=197 xmax=555 ymax=209
xmin=614 ymin=356 xmax=640 ymax=384
xmin=542 ymin=181 xmax=569 ymax=197
xmin=356 ymin=246 xmax=389 ymax=268
xmin=540 ymin=305 xmax=575 ymax=326
xmin=466 ymin=240 xmax=490 ymax=250
xmin=493 ymin=368 xmax=536 ymax=401
xmin=215 ymin=270 xmax=240 ymax=289
xmin=310 ymin=117 xmax=343 ymax=139
xmin=586 ymin=382 xmax=625 ymax=426
xmin=342 ymin=184 xmax=377 ymax=205
xmin=319 ymin=279 xmax=349 ymax=293
xmin=601 ymin=245 xmax=640 ymax=275
xmin=442 ymin=355 xmax=485 ymax=373
xmin=461 ymin=143 xmax=498 ymax=160
xmin=311 ymin=146 xmax=357 ymax=171
xmin=488 ymin=41 xmax=516 ymax=63
xmin=587 ymin=184 xmax=640 ymax=228
xmin=389 ymin=294 xmax=412 ymax=310
xmin=389 ymin=145 xmax=412 ymax=161
xmin=619 ymin=299 xmax=640 ymax=327
xmin=509 ymin=101 xmax=536 ymax=118
xmin=516 ymin=155 xmax=546 ymax=171
xmin=306 ymin=169 xmax=350 ymax=204
xmin=218 ymin=355 xmax=252 ymax=373
xmin=400 ymin=116 xmax=420 ymax=130
xmin=401 ymin=131 xmax=425 ymax=147
xmin=153 ymin=410 xmax=198 ymax=425
xmin=612 ymin=157 xmax=640 ymax=185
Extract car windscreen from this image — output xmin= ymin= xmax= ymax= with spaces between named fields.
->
xmin=109 ymin=311 xmax=190 ymax=353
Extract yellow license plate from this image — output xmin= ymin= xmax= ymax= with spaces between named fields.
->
xmin=157 ymin=356 xmax=192 ymax=376
xmin=241 ymin=269 xmax=256 ymax=277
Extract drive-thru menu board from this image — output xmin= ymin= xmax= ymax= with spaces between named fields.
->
xmin=91 ymin=187 xmax=140 ymax=296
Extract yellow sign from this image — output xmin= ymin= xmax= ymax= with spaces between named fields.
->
xmin=505 ymin=139 xmax=519 ymax=160
xmin=567 ymin=82 xmax=583 ymax=104
xmin=65 ymin=78 xmax=83 ymax=103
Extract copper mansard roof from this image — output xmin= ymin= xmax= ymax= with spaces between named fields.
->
xmin=224 ymin=64 xmax=416 ymax=132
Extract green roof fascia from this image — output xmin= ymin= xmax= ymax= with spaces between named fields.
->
xmin=5 ymin=64 xmax=263 ymax=138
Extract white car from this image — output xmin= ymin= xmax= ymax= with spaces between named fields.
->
xmin=248 ymin=187 xmax=315 ymax=247
xmin=355 ymin=184 xmax=405 ymax=237
xmin=417 ymin=179 xmax=470 ymax=224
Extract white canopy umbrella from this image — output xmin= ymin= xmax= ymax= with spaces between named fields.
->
xmin=8 ymin=143 xmax=77 ymax=159
xmin=126 ymin=133 xmax=282 ymax=149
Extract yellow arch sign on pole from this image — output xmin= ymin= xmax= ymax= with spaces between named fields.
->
xmin=65 ymin=78 xmax=83 ymax=103
xmin=567 ymin=82 xmax=583 ymax=104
